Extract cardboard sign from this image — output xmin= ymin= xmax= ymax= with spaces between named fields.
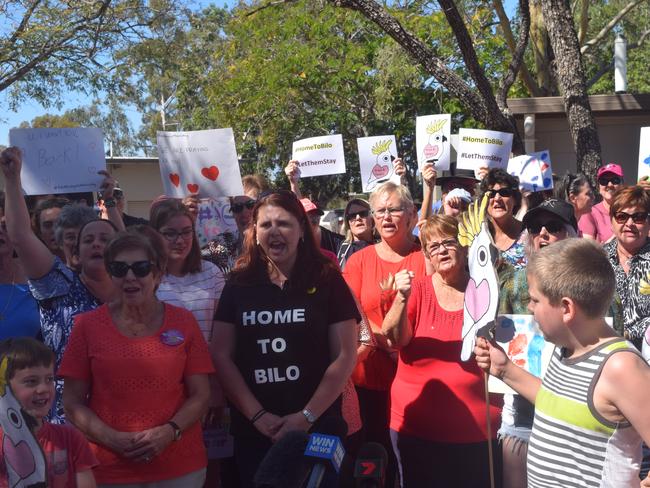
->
xmin=157 ymin=129 xmax=244 ymax=199
xmin=292 ymin=135 xmax=346 ymax=178
xmin=637 ymin=127 xmax=650 ymax=180
xmin=456 ymin=128 xmax=513 ymax=176
xmin=507 ymin=150 xmax=553 ymax=192
xmin=9 ymin=128 xmax=106 ymax=195
xmin=416 ymin=114 xmax=451 ymax=170
xmin=195 ymin=198 xmax=238 ymax=247
xmin=488 ymin=315 xmax=553 ymax=394
xmin=357 ymin=135 xmax=400 ymax=192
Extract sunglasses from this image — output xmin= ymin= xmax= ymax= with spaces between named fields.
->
xmin=113 ymin=189 xmax=124 ymax=199
xmin=347 ymin=210 xmax=370 ymax=221
xmin=614 ymin=211 xmax=649 ymax=224
xmin=487 ymin=188 xmax=515 ymax=198
xmin=526 ymin=220 xmax=565 ymax=235
xmin=107 ymin=260 xmax=154 ymax=278
xmin=598 ymin=176 xmax=622 ymax=186
xmin=231 ymin=200 xmax=256 ymax=213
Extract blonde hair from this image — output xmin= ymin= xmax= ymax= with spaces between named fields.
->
xmin=369 ymin=181 xmax=414 ymax=212
xmin=420 ymin=215 xmax=459 ymax=258
xmin=527 ymin=239 xmax=614 ymax=318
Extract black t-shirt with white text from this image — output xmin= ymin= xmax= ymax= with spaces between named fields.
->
xmin=215 ymin=267 xmax=360 ymax=438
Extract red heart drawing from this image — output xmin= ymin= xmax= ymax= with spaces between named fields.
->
xmin=540 ymin=162 xmax=550 ymax=172
xmin=187 ymin=183 xmax=199 ymax=193
xmin=169 ymin=173 xmax=180 ymax=187
xmin=371 ymin=164 xmax=390 ymax=178
xmin=3 ymin=435 xmax=36 ymax=479
xmin=424 ymin=144 xmax=439 ymax=159
xmin=201 ymin=165 xmax=219 ymax=181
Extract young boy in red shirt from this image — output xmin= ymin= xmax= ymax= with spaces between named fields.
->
xmin=0 ymin=338 xmax=97 ymax=487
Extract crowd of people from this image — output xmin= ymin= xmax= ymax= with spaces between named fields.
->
xmin=1 ymin=142 xmax=650 ymax=488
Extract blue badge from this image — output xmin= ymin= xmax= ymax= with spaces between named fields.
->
xmin=161 ymin=329 xmax=184 ymax=346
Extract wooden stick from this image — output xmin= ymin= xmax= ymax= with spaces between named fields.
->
xmin=485 ymin=371 xmax=496 ymax=488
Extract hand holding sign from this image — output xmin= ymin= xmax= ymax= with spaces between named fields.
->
xmin=0 ymin=146 xmax=23 ymax=182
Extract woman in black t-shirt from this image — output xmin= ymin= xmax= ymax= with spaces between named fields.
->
xmin=211 ymin=190 xmax=359 ymax=488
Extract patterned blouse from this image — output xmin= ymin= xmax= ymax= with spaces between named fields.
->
xmin=29 ymin=257 xmax=101 ymax=423
xmin=201 ymin=231 xmax=242 ymax=276
xmin=603 ymin=239 xmax=650 ymax=346
xmin=499 ymin=231 xmax=527 ymax=270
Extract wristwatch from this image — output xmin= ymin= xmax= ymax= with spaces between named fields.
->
xmin=167 ymin=420 xmax=182 ymax=441
xmin=302 ymin=408 xmax=317 ymax=424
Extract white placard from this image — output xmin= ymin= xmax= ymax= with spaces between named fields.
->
xmin=637 ymin=127 xmax=650 ymax=180
xmin=456 ymin=128 xmax=513 ymax=175
xmin=415 ymin=114 xmax=451 ymax=170
xmin=357 ymin=135 xmax=400 ymax=192
xmin=292 ymin=135 xmax=346 ymax=178
xmin=9 ymin=128 xmax=106 ymax=195
xmin=507 ymin=150 xmax=553 ymax=193
xmin=157 ymin=129 xmax=244 ymax=199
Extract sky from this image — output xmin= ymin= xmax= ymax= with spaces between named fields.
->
xmin=0 ymin=0 xmax=520 ymax=147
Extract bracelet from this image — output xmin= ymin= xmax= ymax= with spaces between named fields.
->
xmin=250 ymin=408 xmax=267 ymax=424
xmin=103 ymin=198 xmax=116 ymax=208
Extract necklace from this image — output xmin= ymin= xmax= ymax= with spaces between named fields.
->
xmin=0 ymin=269 xmax=16 ymax=321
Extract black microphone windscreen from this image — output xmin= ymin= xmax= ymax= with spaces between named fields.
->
xmin=253 ymin=430 xmax=311 ymax=488
xmin=357 ymin=442 xmax=388 ymax=463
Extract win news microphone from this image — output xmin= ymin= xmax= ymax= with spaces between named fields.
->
xmin=253 ymin=430 xmax=311 ymax=488
xmin=303 ymin=416 xmax=348 ymax=488
xmin=353 ymin=441 xmax=388 ymax=487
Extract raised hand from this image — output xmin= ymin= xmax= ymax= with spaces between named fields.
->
xmin=0 ymin=147 xmax=23 ymax=181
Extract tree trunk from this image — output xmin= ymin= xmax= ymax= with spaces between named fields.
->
xmin=539 ymin=0 xmax=602 ymax=179
xmin=530 ymin=0 xmax=554 ymax=95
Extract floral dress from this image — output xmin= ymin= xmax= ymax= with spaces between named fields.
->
xmin=499 ymin=231 xmax=527 ymax=270
xmin=29 ymin=257 xmax=100 ymax=423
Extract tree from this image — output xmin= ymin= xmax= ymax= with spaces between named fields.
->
xmin=0 ymin=0 xmax=174 ymax=109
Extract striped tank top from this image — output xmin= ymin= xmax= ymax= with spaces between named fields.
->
xmin=527 ymin=338 xmax=643 ymax=487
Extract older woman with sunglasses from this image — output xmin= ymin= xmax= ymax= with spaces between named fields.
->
xmin=336 ymin=198 xmax=376 ymax=269
xmin=603 ymin=186 xmax=650 ymax=357
xmin=60 ymin=228 xmax=213 ymax=487
xmin=343 ymin=181 xmax=428 ymax=487
xmin=579 ymin=163 xmax=624 ymax=243
xmin=211 ymin=190 xmax=359 ymax=487
xmin=478 ymin=168 xmax=526 ymax=269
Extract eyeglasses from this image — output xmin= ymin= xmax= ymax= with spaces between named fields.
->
xmin=526 ymin=220 xmax=566 ymax=235
xmin=160 ymin=229 xmax=194 ymax=242
xmin=598 ymin=176 xmax=622 ymax=186
xmin=347 ymin=210 xmax=370 ymax=221
xmin=486 ymin=188 xmax=515 ymax=199
xmin=614 ymin=211 xmax=648 ymax=224
xmin=372 ymin=207 xmax=405 ymax=218
xmin=231 ymin=200 xmax=256 ymax=213
xmin=427 ymin=238 xmax=458 ymax=255
xmin=107 ymin=260 xmax=153 ymax=278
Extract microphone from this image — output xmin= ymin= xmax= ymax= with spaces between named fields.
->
xmin=253 ymin=430 xmax=311 ymax=488
xmin=303 ymin=416 xmax=348 ymax=488
xmin=353 ymin=442 xmax=388 ymax=487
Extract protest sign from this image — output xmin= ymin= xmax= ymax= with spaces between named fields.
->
xmin=357 ymin=135 xmax=400 ymax=192
xmin=9 ymin=128 xmax=106 ymax=195
xmin=415 ymin=114 xmax=451 ymax=170
xmin=195 ymin=197 xmax=238 ymax=247
xmin=157 ymin=128 xmax=244 ymax=199
xmin=637 ymin=127 xmax=650 ymax=180
xmin=292 ymin=135 xmax=346 ymax=178
xmin=456 ymin=128 xmax=513 ymax=176
xmin=507 ymin=150 xmax=553 ymax=192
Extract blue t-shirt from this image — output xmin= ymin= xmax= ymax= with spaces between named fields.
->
xmin=0 ymin=283 xmax=40 ymax=340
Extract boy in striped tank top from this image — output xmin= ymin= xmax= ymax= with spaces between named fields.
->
xmin=475 ymin=239 xmax=650 ymax=487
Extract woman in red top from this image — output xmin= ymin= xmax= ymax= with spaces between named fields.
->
xmin=59 ymin=228 xmax=214 ymax=487
xmin=382 ymin=215 xmax=501 ymax=488
xmin=343 ymin=181 xmax=428 ymax=486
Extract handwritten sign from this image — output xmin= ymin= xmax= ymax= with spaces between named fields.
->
xmin=637 ymin=127 xmax=650 ymax=180
xmin=507 ymin=150 xmax=553 ymax=192
xmin=195 ymin=198 xmax=238 ymax=247
xmin=357 ymin=135 xmax=400 ymax=192
xmin=488 ymin=314 xmax=553 ymax=394
xmin=9 ymin=128 xmax=106 ymax=195
xmin=456 ymin=128 xmax=513 ymax=176
xmin=292 ymin=135 xmax=346 ymax=178
xmin=416 ymin=114 xmax=451 ymax=170
xmin=157 ymin=129 xmax=244 ymax=199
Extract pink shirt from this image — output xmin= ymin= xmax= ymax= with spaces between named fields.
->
xmin=578 ymin=202 xmax=613 ymax=243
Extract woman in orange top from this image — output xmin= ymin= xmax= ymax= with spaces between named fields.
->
xmin=343 ymin=181 xmax=428 ymax=487
xmin=59 ymin=228 xmax=213 ymax=487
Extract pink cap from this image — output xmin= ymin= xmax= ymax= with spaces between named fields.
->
xmin=300 ymin=198 xmax=323 ymax=215
xmin=597 ymin=163 xmax=624 ymax=179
